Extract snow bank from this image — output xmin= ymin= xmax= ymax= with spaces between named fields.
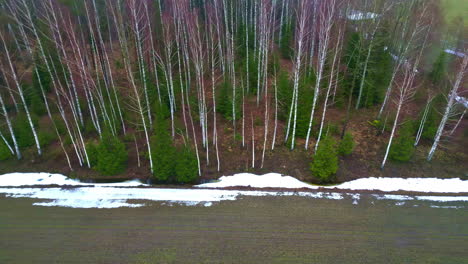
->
xmin=196 ymin=173 xmax=318 ymax=189
xmin=332 ymin=177 xmax=468 ymax=193
xmin=1 ymin=172 xmax=467 ymax=209
xmin=0 ymin=173 xmax=147 ymax=187
xmin=197 ymin=173 xmax=468 ymax=193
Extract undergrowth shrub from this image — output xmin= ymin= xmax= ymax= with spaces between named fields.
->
xmin=389 ymin=121 xmax=415 ymax=162
xmin=93 ymin=133 xmax=128 ymax=176
xmin=0 ymin=139 xmax=13 ymax=161
xmin=338 ymin=132 xmax=355 ymax=156
xmin=310 ymin=136 xmax=338 ymax=183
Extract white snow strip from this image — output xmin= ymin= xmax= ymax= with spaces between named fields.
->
xmin=429 ymin=205 xmax=464 ymax=209
xmin=1 ymin=186 xmax=465 ymax=209
xmin=0 ymin=187 xmax=347 ymax=209
xmin=416 ymin=196 xmax=468 ymax=202
xmin=196 ymin=173 xmax=318 ymax=189
xmin=372 ymin=194 xmax=414 ymax=201
xmin=332 ymin=177 xmax=468 ymax=193
xmin=197 ymin=173 xmax=468 ymax=193
xmin=34 ymin=200 xmax=145 ymax=209
xmin=0 ymin=173 xmax=147 ymax=187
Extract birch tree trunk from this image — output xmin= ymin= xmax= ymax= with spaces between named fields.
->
xmin=427 ymin=55 xmax=467 ymax=161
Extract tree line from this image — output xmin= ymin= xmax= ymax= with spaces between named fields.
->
xmin=0 ymin=0 xmax=466 ymax=183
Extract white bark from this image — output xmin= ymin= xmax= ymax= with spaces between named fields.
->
xmin=0 ymin=32 xmax=42 ymax=156
xmin=427 ymin=55 xmax=467 ymax=161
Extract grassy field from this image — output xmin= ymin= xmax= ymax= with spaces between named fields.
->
xmin=0 ymin=195 xmax=467 ymax=263
xmin=442 ymin=0 xmax=468 ymax=26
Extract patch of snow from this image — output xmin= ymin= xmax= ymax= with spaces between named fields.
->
xmin=444 ymin=49 xmax=465 ymax=58
xmin=347 ymin=10 xmax=380 ymax=20
xmin=298 ymin=192 xmax=344 ymax=200
xmin=197 ymin=173 xmax=468 ymax=193
xmin=455 ymin=95 xmax=468 ymax=108
xmin=372 ymin=194 xmax=414 ymax=201
xmin=0 ymin=173 xmax=147 ymax=187
xmin=0 ymin=187 xmax=348 ymax=209
xmin=395 ymin=202 xmax=405 ymax=206
xmin=416 ymin=196 xmax=468 ymax=202
xmin=1 ymin=172 xmax=467 ymax=209
xmin=429 ymin=205 xmax=464 ymax=209
xmin=34 ymin=200 xmax=144 ymax=209
xmin=332 ymin=177 xmax=468 ymax=193
xmin=196 ymin=173 xmax=319 ymax=189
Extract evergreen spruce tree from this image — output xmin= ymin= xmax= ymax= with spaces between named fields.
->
xmin=217 ymin=80 xmax=241 ymax=121
xmin=365 ymin=33 xmax=393 ymax=107
xmin=0 ymin=139 xmax=13 ymax=161
xmin=13 ymin=114 xmax=37 ymax=148
xmin=277 ymin=70 xmax=292 ymax=121
xmin=295 ymin=74 xmax=315 ymax=138
xmin=389 ymin=121 xmax=415 ymax=162
xmin=338 ymin=132 xmax=355 ymax=156
xmin=310 ymin=136 xmax=338 ymax=183
xmin=95 ymin=132 xmax=128 ymax=176
xmin=280 ymin=22 xmax=293 ymax=59
xmin=175 ymin=146 xmax=198 ymax=184
xmin=151 ymin=104 xmax=176 ymax=182
xmin=429 ymin=51 xmax=447 ymax=85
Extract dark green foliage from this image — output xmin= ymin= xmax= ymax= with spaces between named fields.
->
xmin=343 ymin=33 xmax=363 ymax=98
xmin=52 ymin=115 xmax=67 ymax=135
xmin=280 ymin=22 xmax=293 ymax=59
xmin=151 ymin=103 xmax=198 ymax=184
xmin=0 ymin=139 xmax=13 ymax=161
xmin=84 ymin=119 xmax=97 ymax=135
xmin=295 ymin=73 xmax=315 ymax=138
xmin=277 ymin=70 xmax=292 ymax=121
xmin=429 ymin=51 xmax=447 ymax=85
xmin=338 ymin=132 xmax=355 ymax=156
xmin=417 ymin=100 xmax=441 ymax=141
xmin=310 ymin=136 xmax=338 ymax=183
xmin=57 ymin=0 xmax=85 ymax=16
xmin=175 ymin=147 xmax=198 ymax=184
xmin=389 ymin=121 xmax=415 ymax=162
xmin=151 ymin=104 xmax=177 ymax=182
xmin=94 ymin=133 xmax=128 ymax=176
xmin=326 ymin=123 xmax=340 ymax=136
xmin=86 ymin=142 xmax=98 ymax=167
xmin=38 ymin=130 xmax=56 ymax=148
xmin=32 ymin=54 xmax=52 ymax=93
xmin=365 ymin=33 xmax=393 ymax=107
xmin=13 ymin=114 xmax=37 ymax=148
xmin=421 ymin=108 xmax=439 ymax=140
xmin=342 ymin=31 xmax=392 ymax=108
xmin=246 ymin=56 xmax=259 ymax=95
xmin=217 ymin=80 xmax=241 ymax=121
xmin=268 ymin=53 xmax=280 ymax=75
xmin=21 ymin=83 xmax=46 ymax=116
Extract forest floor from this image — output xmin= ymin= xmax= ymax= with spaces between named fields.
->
xmin=1 ymin=101 xmax=467 ymax=184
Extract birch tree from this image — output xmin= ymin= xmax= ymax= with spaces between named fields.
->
xmin=427 ymin=53 xmax=467 ymax=161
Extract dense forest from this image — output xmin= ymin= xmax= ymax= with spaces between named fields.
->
xmin=0 ymin=0 xmax=466 ymax=184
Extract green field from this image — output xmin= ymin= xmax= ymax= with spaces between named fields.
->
xmin=0 ymin=195 xmax=467 ymax=263
xmin=442 ymin=0 xmax=468 ymax=26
